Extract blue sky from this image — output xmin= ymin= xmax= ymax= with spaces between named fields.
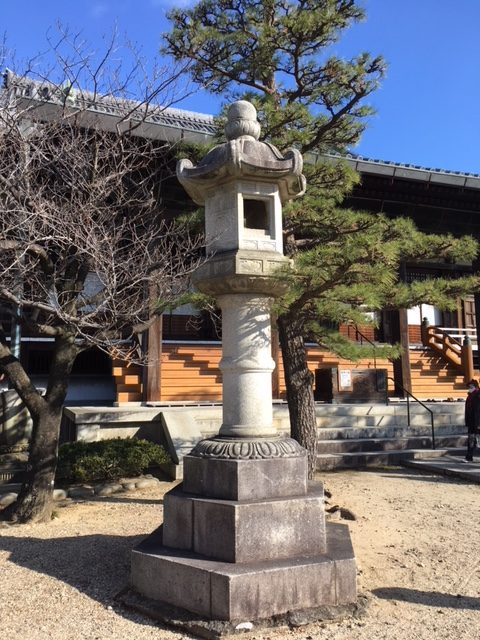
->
xmin=2 ymin=0 xmax=480 ymax=173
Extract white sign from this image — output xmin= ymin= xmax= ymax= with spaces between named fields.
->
xmin=339 ymin=370 xmax=352 ymax=389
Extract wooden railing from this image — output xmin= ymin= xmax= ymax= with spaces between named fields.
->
xmin=421 ymin=321 xmax=475 ymax=382
xmin=437 ymin=327 xmax=477 ymax=350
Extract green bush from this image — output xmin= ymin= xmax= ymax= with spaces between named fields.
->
xmin=57 ymin=438 xmax=170 ymax=483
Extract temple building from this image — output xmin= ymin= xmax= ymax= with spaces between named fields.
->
xmin=2 ymin=71 xmax=480 ymax=405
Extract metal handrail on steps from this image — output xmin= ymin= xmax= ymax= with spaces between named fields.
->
xmin=437 ymin=326 xmax=478 ymax=350
xmin=388 ymin=376 xmax=436 ymax=450
xmin=345 ymin=324 xmax=381 ymax=391
xmin=346 ymin=324 xmax=378 ymax=371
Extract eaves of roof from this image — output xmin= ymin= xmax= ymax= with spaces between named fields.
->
xmin=1 ymin=70 xmax=217 ymax=143
xmin=4 ymin=71 xmax=480 ymax=190
xmin=328 ymin=152 xmax=480 ymax=192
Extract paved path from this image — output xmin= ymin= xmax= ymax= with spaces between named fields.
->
xmin=403 ymin=454 xmax=480 ymax=483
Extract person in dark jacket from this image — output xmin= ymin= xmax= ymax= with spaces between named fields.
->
xmin=464 ymin=379 xmax=480 ymax=462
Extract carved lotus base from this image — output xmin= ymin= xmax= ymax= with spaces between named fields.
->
xmin=189 ymin=436 xmax=306 ymax=460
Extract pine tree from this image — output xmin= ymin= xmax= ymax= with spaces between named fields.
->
xmin=164 ymin=0 xmax=479 ymax=476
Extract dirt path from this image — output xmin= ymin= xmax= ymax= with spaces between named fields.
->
xmin=1 ymin=467 xmax=479 ymax=639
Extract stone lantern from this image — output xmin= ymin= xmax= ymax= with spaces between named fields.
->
xmin=177 ymin=99 xmax=304 ymax=444
xmin=129 ymin=101 xmax=357 ymax=632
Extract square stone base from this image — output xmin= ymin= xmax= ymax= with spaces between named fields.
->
xmin=162 ymin=482 xmax=327 ymax=562
xmin=183 ymin=453 xmax=307 ymax=501
xmin=130 ymin=522 xmax=356 ymax=622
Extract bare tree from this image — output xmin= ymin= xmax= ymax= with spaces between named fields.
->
xmin=0 ymin=34 xmax=203 ymax=523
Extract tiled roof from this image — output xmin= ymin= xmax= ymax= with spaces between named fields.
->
xmin=2 ymin=70 xmax=217 ymax=140
xmin=3 ymin=71 xmax=480 ymax=187
xmin=327 ymin=152 xmax=480 ymax=190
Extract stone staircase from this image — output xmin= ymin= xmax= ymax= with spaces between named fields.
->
xmin=0 ymin=403 xmax=469 ymax=491
xmin=316 ymin=402 xmax=467 ymax=470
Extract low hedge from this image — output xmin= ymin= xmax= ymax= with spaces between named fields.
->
xmin=57 ymin=438 xmax=170 ymax=483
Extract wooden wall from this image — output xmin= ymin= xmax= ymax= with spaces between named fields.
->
xmin=409 ymin=349 xmax=466 ymax=400
xmin=149 ymin=343 xmax=396 ymax=402
xmin=112 ymin=344 xmax=467 ymax=404
xmin=112 ymin=359 xmax=143 ymax=404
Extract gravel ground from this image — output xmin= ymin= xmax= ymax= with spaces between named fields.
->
xmin=1 ymin=467 xmax=479 ymax=640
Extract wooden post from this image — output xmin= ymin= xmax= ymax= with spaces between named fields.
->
xmin=421 ymin=316 xmax=429 ymax=346
xmin=472 ymin=258 xmax=480 ymax=370
xmin=398 ymin=308 xmax=412 ymax=395
xmin=462 ymin=335 xmax=475 ymax=383
xmin=396 ymin=263 xmax=412 ymax=396
xmin=146 ymin=315 xmax=163 ymax=402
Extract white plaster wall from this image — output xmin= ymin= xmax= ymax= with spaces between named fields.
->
xmin=168 ymin=303 xmax=200 ymax=316
xmin=408 ymin=304 xmax=442 ymax=325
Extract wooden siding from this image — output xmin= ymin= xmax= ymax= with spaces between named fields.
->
xmin=158 ymin=343 xmax=396 ymax=402
xmin=113 ymin=359 xmax=143 ymax=404
xmin=160 ymin=344 xmax=223 ymax=401
xmin=409 ymin=349 xmax=466 ymax=399
xmin=113 ymin=344 xmax=468 ymax=403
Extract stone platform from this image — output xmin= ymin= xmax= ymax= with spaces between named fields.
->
xmin=130 ymin=439 xmax=357 ymax=629
xmin=131 ymin=520 xmax=356 ymax=622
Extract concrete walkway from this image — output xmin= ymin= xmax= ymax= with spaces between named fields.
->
xmin=403 ymin=454 xmax=480 ymax=483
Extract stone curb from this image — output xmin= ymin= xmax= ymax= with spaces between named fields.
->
xmin=0 ymin=474 xmax=162 ymax=508
xmin=402 ymin=456 xmax=480 ymax=483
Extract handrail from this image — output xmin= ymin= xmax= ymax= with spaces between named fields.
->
xmin=422 ymin=325 xmax=463 ymax=367
xmin=422 ymin=323 xmax=476 ymax=381
xmin=437 ymin=326 xmax=478 ymax=349
xmin=346 ymin=324 xmax=378 ymax=370
xmin=388 ymin=376 xmax=436 ymax=449
xmin=438 ymin=326 xmax=476 ymax=335
xmin=346 ymin=324 xmax=381 ymax=390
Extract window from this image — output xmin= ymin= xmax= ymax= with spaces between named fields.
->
xmin=243 ymin=198 xmax=269 ymax=232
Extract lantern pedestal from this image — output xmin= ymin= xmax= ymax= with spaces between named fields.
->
xmin=130 ymin=450 xmax=357 ymax=628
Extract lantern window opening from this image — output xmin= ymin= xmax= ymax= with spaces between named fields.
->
xmin=242 ymin=197 xmax=272 ymax=237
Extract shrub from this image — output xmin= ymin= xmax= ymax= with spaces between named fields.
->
xmin=57 ymin=438 xmax=170 ymax=483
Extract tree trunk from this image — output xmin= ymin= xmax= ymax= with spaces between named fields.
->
xmin=2 ymin=405 xmax=63 ymax=523
xmin=278 ymin=313 xmax=317 ymax=478
xmin=1 ymin=333 xmax=78 ymax=523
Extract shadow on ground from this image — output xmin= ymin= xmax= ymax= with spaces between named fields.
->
xmin=322 ymin=468 xmax=462 ymax=485
xmin=0 ymin=531 xmax=168 ymax=630
xmin=372 ymin=587 xmax=480 ymax=610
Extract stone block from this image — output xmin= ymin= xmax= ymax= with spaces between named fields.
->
xmin=160 ymin=411 xmax=202 ymax=465
xmin=192 ymin=483 xmax=326 ymax=562
xmin=183 ymin=454 xmax=307 ymax=501
xmin=0 ymin=390 xmax=32 ymax=447
xmin=162 ymin=482 xmax=326 ymax=562
xmin=325 ymin=522 xmax=357 ymax=605
xmin=0 ymin=492 xmax=18 ymax=507
xmin=210 ymin=555 xmax=336 ymax=620
xmin=162 ymin=485 xmax=193 ymax=549
xmin=193 ymin=250 xmax=290 ymax=296
xmin=131 ymin=529 xmax=217 ymax=617
xmin=130 ymin=521 xmax=356 ymax=622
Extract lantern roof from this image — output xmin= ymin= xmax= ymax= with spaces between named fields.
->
xmin=177 ymin=100 xmax=306 ymax=205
